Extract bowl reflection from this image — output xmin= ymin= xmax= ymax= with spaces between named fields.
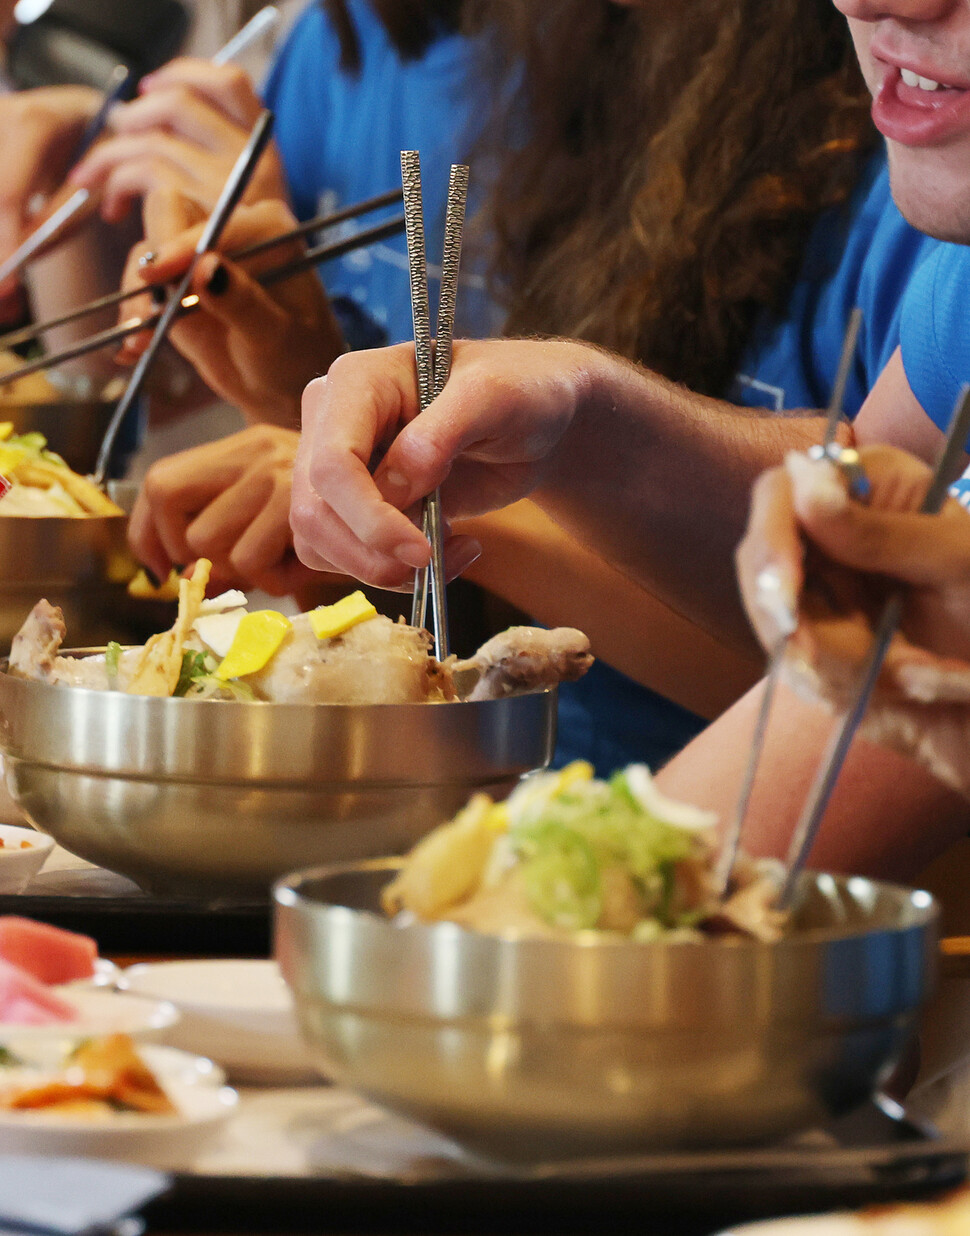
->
xmin=0 ymin=668 xmax=557 ymax=896
xmin=275 ymin=862 xmax=937 ymax=1162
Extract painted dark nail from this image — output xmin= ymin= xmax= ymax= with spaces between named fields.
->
xmin=205 ymin=262 xmax=229 ymax=296
xmin=150 ymin=285 xmax=166 ymax=306
xmin=142 ymin=566 xmax=161 ymax=588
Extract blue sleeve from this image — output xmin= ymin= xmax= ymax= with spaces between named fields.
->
xmin=900 ymin=242 xmax=970 ymax=442
xmin=261 ymin=4 xmax=338 ymax=222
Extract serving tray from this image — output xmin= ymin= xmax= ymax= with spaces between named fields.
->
xmin=144 ymin=1088 xmax=968 ymax=1234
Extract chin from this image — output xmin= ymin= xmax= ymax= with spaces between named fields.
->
xmin=887 ymin=145 xmax=970 ymax=244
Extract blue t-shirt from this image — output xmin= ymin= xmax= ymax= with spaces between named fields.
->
xmin=900 ymin=242 xmax=970 ymax=440
xmin=555 ymin=152 xmax=937 ymax=775
xmin=263 ymin=1 xmax=500 ymax=351
xmin=731 ymin=155 xmax=937 ymax=415
xmin=898 ymin=242 xmax=970 ymax=507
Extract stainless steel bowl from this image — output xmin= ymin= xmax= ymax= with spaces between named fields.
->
xmin=0 ymin=516 xmax=136 ymax=652
xmin=0 ymin=669 xmax=557 ymax=895
xmin=275 ymin=862 xmax=937 ymax=1161
xmin=0 ymin=399 xmax=118 ymax=475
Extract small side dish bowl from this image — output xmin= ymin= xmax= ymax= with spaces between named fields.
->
xmin=275 ymin=862 xmax=938 ymax=1162
xmin=119 ymin=960 xmax=313 ymax=1084
xmin=0 ymin=989 xmax=180 ymax=1060
xmin=0 ymin=823 xmax=53 ymax=893
xmin=0 ymin=1044 xmax=236 ymax=1167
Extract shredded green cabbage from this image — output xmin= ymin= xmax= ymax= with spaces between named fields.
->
xmin=505 ymin=766 xmax=712 ymax=933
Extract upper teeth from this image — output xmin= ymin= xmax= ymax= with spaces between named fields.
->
xmin=901 ymin=68 xmax=942 ymax=91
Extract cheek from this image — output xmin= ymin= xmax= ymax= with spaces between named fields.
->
xmin=844 ymin=18 xmax=879 ymax=96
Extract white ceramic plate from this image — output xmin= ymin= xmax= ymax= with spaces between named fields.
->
xmin=0 ymin=1044 xmax=237 ymax=1168
xmin=0 ymin=824 xmax=54 ymax=893
xmin=0 ymin=987 xmax=179 ymax=1057
xmin=119 ymin=959 xmax=314 ymax=1084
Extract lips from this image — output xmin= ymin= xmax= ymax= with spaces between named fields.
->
xmin=872 ymin=64 xmax=970 ymax=146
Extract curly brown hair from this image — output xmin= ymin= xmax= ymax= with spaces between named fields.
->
xmin=470 ymin=0 xmax=878 ymax=397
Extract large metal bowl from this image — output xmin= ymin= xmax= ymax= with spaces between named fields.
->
xmin=0 ymin=669 xmax=557 ymax=896
xmin=0 ymin=399 xmax=118 ymax=475
xmin=0 ymin=516 xmax=137 ymax=652
xmin=275 ymin=862 xmax=937 ymax=1161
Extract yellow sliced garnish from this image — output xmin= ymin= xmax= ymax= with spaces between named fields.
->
xmin=0 ymin=423 xmax=12 ymax=441
xmin=0 ymin=446 xmax=24 ymax=475
xmin=555 ymin=761 xmax=595 ymax=792
xmin=309 ymin=591 xmax=377 ymax=640
xmin=215 ymin=610 xmax=292 ymax=681
xmin=484 ymin=803 xmax=509 ymax=833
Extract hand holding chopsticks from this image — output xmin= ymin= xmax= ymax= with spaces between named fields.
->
xmin=730 ymin=387 xmax=970 ymax=904
xmin=91 ymin=109 xmax=276 ymax=485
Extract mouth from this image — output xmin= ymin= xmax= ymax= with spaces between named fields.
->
xmin=872 ymin=59 xmax=970 ymax=147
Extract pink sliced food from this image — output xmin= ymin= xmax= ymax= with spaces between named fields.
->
xmin=0 ymin=917 xmax=97 ymax=985
xmin=0 ymin=958 xmax=77 ymax=1024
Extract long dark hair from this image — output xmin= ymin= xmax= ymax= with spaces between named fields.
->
xmin=319 ymin=0 xmax=463 ymax=69
xmin=471 ymin=0 xmax=877 ymax=396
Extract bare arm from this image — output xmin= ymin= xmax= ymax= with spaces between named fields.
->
xmin=655 ymin=680 xmax=970 ymax=883
xmin=292 ymin=340 xmax=834 ymax=653
xmin=462 ymin=500 xmax=761 ymax=720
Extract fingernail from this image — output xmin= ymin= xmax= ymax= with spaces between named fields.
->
xmin=755 ymin=566 xmax=797 ymax=637
xmin=786 ymin=450 xmax=847 ymax=516
xmin=394 ymin=541 xmax=430 ymax=570
xmin=375 ymin=469 xmax=411 ymax=505
xmin=150 ymin=285 xmax=166 ymax=306
xmin=142 ymin=566 xmax=161 ymax=589
xmin=138 ymin=251 xmax=157 ymax=268
xmin=205 ymin=262 xmax=229 ymax=296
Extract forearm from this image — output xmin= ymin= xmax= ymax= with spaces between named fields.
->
xmin=462 ymin=500 xmax=761 ymax=719
xmin=537 ymin=350 xmax=836 ymax=650
xmin=655 ymin=680 xmax=970 ymax=883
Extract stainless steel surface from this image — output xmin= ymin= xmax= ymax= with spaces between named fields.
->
xmin=0 ymin=667 xmax=556 ymax=895
xmin=0 ymin=516 xmax=135 ymax=652
xmin=276 ymin=864 xmax=937 ymax=1162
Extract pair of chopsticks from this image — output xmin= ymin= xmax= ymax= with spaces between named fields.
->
xmin=0 ymin=5 xmax=282 ymax=290
xmin=717 ymin=311 xmax=970 ymax=905
xmin=0 ymin=186 xmax=406 ymax=356
xmin=714 ymin=308 xmax=864 ymax=895
xmin=400 ymin=152 xmax=470 ymax=660
xmin=92 ymin=108 xmax=277 ymax=484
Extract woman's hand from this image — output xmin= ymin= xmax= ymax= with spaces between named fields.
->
xmin=129 ymin=424 xmax=323 ymax=596
xmin=118 ymin=193 xmax=344 ymax=425
xmin=736 ymin=444 xmax=970 ymax=797
xmin=68 ymin=58 xmax=287 ymax=222
xmin=0 ymin=86 xmax=102 ymax=315
xmin=290 ymin=339 xmax=598 ymax=589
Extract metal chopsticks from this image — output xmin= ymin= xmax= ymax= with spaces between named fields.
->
xmin=401 ymin=152 xmax=469 ymax=659
xmin=715 ymin=307 xmax=864 ymax=895
xmin=0 ymin=5 xmax=281 ymax=292
xmin=0 ymin=187 xmax=404 ymax=351
xmin=91 ymin=109 xmax=275 ymax=486
xmin=0 ymin=212 xmax=405 ymax=391
xmin=0 ymin=64 xmax=134 ymax=290
xmin=778 ymin=382 xmax=970 ymax=908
